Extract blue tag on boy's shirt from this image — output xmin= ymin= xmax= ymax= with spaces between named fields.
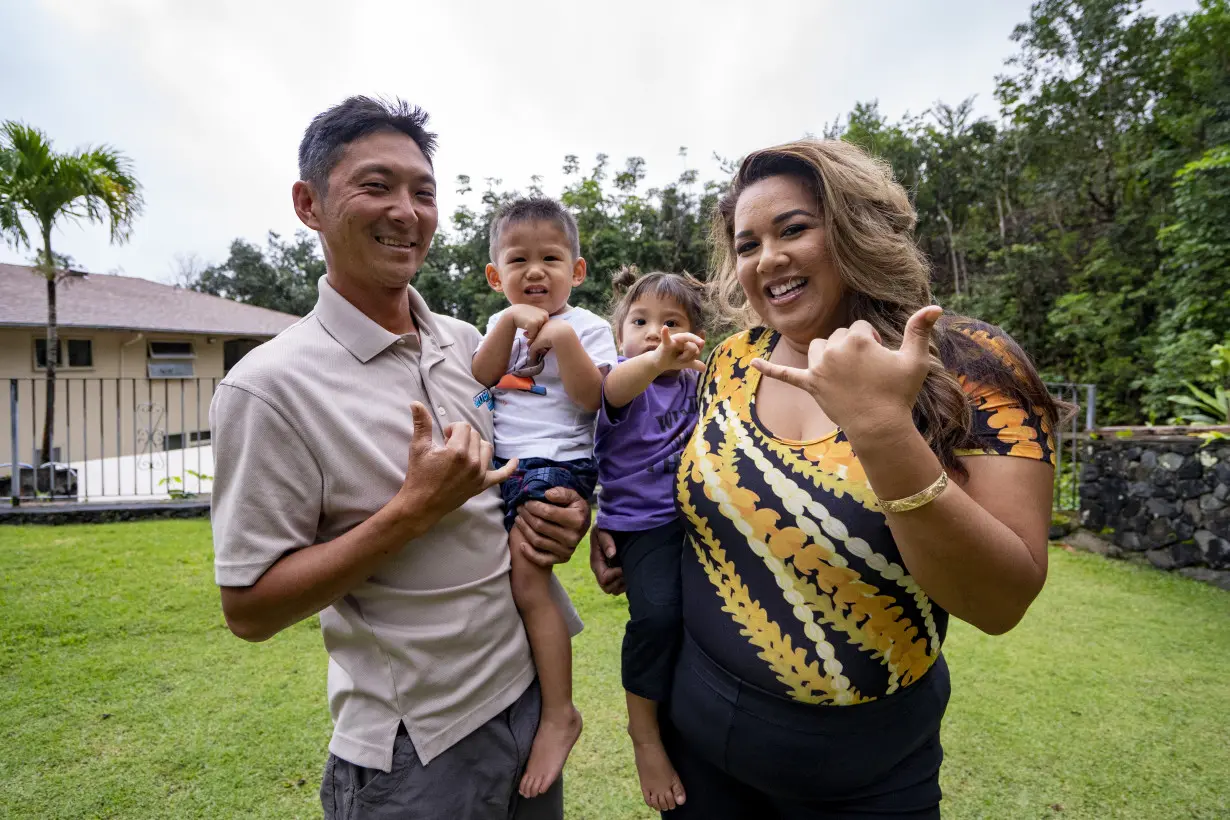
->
xmin=474 ymin=388 xmax=495 ymax=410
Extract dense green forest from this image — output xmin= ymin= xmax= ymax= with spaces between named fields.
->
xmin=189 ymin=0 xmax=1230 ymax=425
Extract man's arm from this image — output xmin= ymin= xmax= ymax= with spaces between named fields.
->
xmin=532 ymin=320 xmax=603 ymax=412
xmin=513 ymin=487 xmax=592 ymax=569
xmin=221 ymin=490 xmax=438 ymax=641
xmin=218 ymin=402 xmax=515 ymax=642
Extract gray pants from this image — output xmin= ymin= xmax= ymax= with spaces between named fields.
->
xmin=320 ymin=680 xmax=562 ymax=820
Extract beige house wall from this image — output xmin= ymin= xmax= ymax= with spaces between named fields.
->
xmin=1 ymin=327 xmax=266 ymax=467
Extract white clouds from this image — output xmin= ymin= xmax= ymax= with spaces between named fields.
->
xmin=0 ymin=0 xmax=1198 ymax=282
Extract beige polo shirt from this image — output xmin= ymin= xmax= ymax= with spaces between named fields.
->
xmin=210 ymin=276 xmax=580 ymax=771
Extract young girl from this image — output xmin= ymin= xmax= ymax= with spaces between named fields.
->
xmin=595 ymin=268 xmax=707 ymax=812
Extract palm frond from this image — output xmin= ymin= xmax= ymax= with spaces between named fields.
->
xmin=0 ymin=120 xmax=143 ymax=253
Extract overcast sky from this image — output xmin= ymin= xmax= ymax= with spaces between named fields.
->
xmin=0 ymin=0 xmax=1197 ymax=283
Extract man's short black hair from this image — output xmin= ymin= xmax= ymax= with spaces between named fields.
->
xmin=489 ymin=198 xmax=582 ymax=263
xmin=298 ymin=96 xmax=438 ymax=192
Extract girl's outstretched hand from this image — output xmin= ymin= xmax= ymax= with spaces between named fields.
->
xmin=652 ymin=327 xmax=706 ymax=373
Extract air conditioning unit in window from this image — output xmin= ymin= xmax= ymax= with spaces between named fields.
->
xmin=148 ymin=361 xmax=195 ymax=379
xmin=147 ymin=341 xmax=196 ymax=378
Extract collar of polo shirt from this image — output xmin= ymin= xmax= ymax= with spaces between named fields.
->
xmin=315 ymin=275 xmax=454 ymax=364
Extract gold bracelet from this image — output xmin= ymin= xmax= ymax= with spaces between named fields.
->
xmin=876 ymin=471 xmax=949 ymax=514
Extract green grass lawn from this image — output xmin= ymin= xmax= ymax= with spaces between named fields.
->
xmin=1 ymin=521 xmax=1227 ymax=819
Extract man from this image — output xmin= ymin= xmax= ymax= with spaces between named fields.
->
xmin=209 ymin=96 xmax=590 ymax=819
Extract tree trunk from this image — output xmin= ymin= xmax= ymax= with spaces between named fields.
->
xmin=939 ymin=207 xmax=959 ymax=296
xmin=996 ymin=193 xmax=1007 ymax=244
xmin=39 ymin=231 xmax=58 ymax=489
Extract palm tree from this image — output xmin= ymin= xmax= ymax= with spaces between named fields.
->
xmin=0 ymin=122 xmax=142 ymax=484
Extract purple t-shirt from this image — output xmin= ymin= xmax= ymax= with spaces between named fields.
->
xmin=594 ymin=358 xmax=700 ymax=531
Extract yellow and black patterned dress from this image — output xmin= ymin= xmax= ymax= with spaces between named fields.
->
xmin=676 ymin=321 xmax=1055 ymax=705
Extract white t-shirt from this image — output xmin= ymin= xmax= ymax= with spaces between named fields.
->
xmin=484 ymin=305 xmax=618 ymax=462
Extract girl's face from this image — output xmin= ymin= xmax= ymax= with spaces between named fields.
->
xmin=618 ymin=293 xmax=697 ymax=358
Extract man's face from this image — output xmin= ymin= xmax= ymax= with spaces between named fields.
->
xmin=298 ymin=130 xmax=438 ymax=290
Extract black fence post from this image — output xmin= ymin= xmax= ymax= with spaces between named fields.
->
xmin=9 ymin=380 xmax=19 ymax=508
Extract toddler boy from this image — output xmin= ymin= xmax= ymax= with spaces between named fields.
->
xmin=471 ymin=197 xmax=617 ymax=798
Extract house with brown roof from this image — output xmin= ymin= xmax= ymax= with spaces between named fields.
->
xmin=1 ymin=263 xmax=300 ymax=475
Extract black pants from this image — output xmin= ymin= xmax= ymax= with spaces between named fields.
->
xmin=612 ymin=519 xmax=685 ymax=702
xmin=662 ymin=633 xmax=949 ymax=819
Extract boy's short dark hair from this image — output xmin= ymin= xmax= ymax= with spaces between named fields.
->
xmin=298 ymin=96 xmax=437 ymax=193
xmin=488 ymin=198 xmax=581 ymax=263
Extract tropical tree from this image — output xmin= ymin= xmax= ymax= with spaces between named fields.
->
xmin=0 ymin=122 xmax=142 ymax=472
xmin=189 ymin=0 xmax=1230 ymax=425
xmin=189 ymin=230 xmax=321 ymax=317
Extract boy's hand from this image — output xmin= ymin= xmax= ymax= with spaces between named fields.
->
xmin=527 ymin=318 xmax=577 ymax=363
xmin=651 ymin=327 xmax=706 ymax=373
xmin=504 ymin=304 xmax=551 ymax=343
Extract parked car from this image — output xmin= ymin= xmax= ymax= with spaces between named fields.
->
xmin=0 ymin=462 xmax=78 ymax=499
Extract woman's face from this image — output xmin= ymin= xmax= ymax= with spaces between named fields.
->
xmin=733 ymin=174 xmax=846 ymax=347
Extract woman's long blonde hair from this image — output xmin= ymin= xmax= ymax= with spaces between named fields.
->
xmin=710 ymin=139 xmax=1063 ymax=472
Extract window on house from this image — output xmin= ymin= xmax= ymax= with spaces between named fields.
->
xmin=33 ymin=339 xmax=54 ymax=369
xmin=147 ymin=340 xmax=195 ymax=378
xmin=33 ymin=338 xmax=93 ymax=370
xmin=148 ymin=341 xmax=196 ymax=358
xmin=67 ymin=339 xmax=93 ymax=368
xmin=223 ymin=338 xmax=262 ymax=373
xmin=165 ymin=430 xmax=211 ymax=450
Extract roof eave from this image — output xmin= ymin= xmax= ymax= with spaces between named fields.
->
xmin=0 ymin=321 xmax=281 ymax=337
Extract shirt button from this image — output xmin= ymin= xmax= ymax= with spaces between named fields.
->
xmin=436 ymin=406 xmax=446 ymax=416
xmin=396 ymin=339 xmax=406 ymax=346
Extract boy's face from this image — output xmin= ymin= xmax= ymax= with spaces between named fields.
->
xmin=485 ymin=219 xmax=586 ymax=315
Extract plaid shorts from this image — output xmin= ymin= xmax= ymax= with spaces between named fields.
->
xmin=493 ymin=456 xmax=598 ymax=532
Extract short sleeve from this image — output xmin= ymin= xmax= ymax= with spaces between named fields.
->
xmin=950 ymin=323 xmax=1056 ymax=466
xmin=209 ymin=384 xmax=324 ymax=586
xmin=484 ymin=309 xmax=503 ymax=337
xmin=578 ymin=315 xmax=618 ymax=372
xmin=598 ymin=356 xmax=634 ymax=428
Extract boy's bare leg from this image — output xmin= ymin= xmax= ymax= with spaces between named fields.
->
xmin=626 ymin=692 xmax=686 ymax=811
xmin=509 ymin=526 xmax=583 ymax=798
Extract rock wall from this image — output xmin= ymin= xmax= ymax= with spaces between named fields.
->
xmin=0 ymin=499 xmax=209 ymax=526
xmin=1079 ymin=434 xmax=1230 ymax=574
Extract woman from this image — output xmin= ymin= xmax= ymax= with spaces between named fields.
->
xmin=590 ymin=139 xmax=1064 ymax=818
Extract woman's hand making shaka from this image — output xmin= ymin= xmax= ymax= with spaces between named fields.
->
xmin=751 ymin=305 xmax=943 ymax=441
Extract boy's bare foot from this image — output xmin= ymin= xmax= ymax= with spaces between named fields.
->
xmin=519 ymin=706 xmax=583 ymax=798
xmin=633 ymin=739 xmax=686 ymax=811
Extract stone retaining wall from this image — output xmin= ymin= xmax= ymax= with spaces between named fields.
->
xmin=1079 ymin=433 xmax=1230 ymax=575
xmin=0 ymin=499 xmax=210 ymax=526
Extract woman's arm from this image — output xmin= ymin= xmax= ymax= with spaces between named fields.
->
xmin=845 ymin=419 xmax=1051 ymax=634
xmin=589 ymin=524 xmax=626 ymax=595
xmin=751 ymin=306 xmax=1053 ymax=635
